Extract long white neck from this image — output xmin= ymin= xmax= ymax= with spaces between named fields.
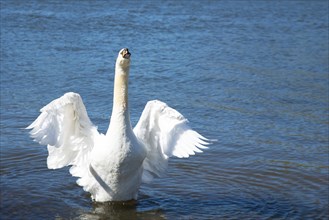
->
xmin=107 ymin=62 xmax=131 ymax=135
xmin=113 ymin=64 xmax=129 ymax=114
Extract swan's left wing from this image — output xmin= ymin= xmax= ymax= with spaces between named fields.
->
xmin=27 ymin=92 xmax=100 ymax=170
xmin=133 ymin=100 xmax=211 ymax=183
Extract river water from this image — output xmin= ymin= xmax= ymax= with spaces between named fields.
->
xmin=1 ymin=1 xmax=328 ymax=219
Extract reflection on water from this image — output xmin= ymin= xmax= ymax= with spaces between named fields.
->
xmin=77 ymin=201 xmax=165 ymax=220
xmin=1 ymin=0 xmax=328 ymax=219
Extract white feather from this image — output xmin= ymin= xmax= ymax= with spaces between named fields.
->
xmin=133 ymin=100 xmax=211 ymax=183
xmin=27 ymin=92 xmax=99 ymax=169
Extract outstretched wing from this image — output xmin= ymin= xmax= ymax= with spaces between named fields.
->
xmin=27 ymin=92 xmax=100 ymax=170
xmin=133 ymin=100 xmax=211 ymax=183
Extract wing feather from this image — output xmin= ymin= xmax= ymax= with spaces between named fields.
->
xmin=27 ymin=92 xmax=100 ymax=170
xmin=133 ymin=100 xmax=211 ymax=183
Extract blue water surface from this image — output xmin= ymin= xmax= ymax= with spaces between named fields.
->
xmin=1 ymin=1 xmax=328 ymax=219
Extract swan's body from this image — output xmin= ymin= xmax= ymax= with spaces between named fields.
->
xmin=27 ymin=48 xmax=211 ymax=202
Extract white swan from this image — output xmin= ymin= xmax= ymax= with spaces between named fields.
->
xmin=27 ymin=48 xmax=211 ymax=202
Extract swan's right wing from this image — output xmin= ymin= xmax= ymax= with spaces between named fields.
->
xmin=27 ymin=92 xmax=100 ymax=170
xmin=133 ymin=100 xmax=211 ymax=183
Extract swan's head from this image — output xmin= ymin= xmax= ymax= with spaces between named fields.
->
xmin=116 ymin=48 xmax=131 ymax=69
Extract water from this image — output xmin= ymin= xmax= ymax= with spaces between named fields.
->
xmin=1 ymin=0 xmax=328 ymax=219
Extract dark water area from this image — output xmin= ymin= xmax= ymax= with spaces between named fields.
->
xmin=1 ymin=0 xmax=328 ymax=219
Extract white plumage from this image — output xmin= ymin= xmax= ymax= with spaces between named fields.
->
xmin=27 ymin=48 xmax=211 ymax=202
